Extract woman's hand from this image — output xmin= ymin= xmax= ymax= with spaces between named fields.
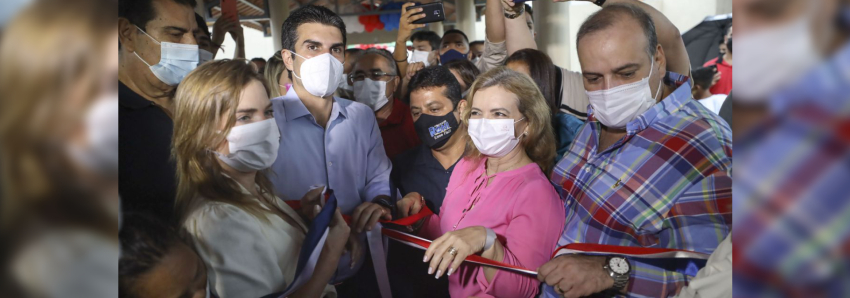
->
xmin=326 ymin=207 xmax=350 ymax=252
xmin=345 ymin=232 xmax=363 ymax=269
xmin=423 ymin=226 xmax=487 ymax=279
xmin=299 ymin=186 xmax=325 ymax=221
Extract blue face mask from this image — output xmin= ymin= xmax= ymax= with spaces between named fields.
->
xmin=440 ymin=49 xmax=468 ymax=65
xmin=133 ymin=26 xmax=199 ymax=86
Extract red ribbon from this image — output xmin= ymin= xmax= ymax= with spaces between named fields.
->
xmin=284 ymin=200 xmax=434 ymax=226
xmin=552 ymin=243 xmax=710 ymax=260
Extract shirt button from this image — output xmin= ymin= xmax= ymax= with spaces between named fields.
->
xmin=328 ymin=161 xmax=333 ymax=166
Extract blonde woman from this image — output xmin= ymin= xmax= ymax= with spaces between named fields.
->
xmin=264 ymin=51 xmax=292 ymax=99
xmin=396 ymin=67 xmax=566 ymax=297
xmin=173 ymin=60 xmax=348 ymax=298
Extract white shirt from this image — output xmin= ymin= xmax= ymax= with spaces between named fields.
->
xmin=676 ymin=234 xmax=732 ymax=298
xmin=698 ymin=94 xmax=727 ymax=115
xmin=184 ymin=185 xmax=336 ymax=298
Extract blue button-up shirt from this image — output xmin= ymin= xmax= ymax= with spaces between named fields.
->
xmin=271 ymin=88 xmax=392 ymax=280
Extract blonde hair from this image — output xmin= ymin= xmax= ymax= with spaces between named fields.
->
xmin=264 ymin=52 xmax=286 ymax=98
xmin=0 ymin=0 xmax=116 ymax=232
xmin=172 ymin=59 xmax=280 ymax=224
xmin=462 ymin=67 xmax=557 ymax=176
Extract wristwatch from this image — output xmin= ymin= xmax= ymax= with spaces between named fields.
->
xmin=604 ymin=256 xmax=630 ymax=291
xmin=593 ymin=0 xmax=607 ymax=7
xmin=504 ymin=4 xmax=524 ymax=19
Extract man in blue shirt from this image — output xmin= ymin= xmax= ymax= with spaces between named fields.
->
xmin=270 ymin=5 xmax=393 ymax=296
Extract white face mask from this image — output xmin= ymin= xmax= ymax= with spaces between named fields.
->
xmin=288 ymin=51 xmax=345 ymax=98
xmin=204 ymin=280 xmax=211 ymax=298
xmin=409 ymin=50 xmax=431 ymax=67
xmin=353 ymin=78 xmax=391 ymax=111
xmin=199 ymin=49 xmax=214 ymax=65
xmin=339 ymin=72 xmax=353 ymax=91
xmin=214 ymin=118 xmax=280 ymax=172
xmin=734 ymin=10 xmax=821 ymax=102
xmin=468 ymin=118 xmax=526 ymax=157
xmin=586 ymin=59 xmax=662 ymax=128
xmin=67 ymin=92 xmax=118 ymax=177
xmin=133 ymin=25 xmax=199 ymax=86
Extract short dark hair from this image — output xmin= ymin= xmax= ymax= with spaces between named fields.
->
xmin=691 ymin=67 xmax=714 ymax=90
xmin=505 ymin=49 xmax=559 ymax=117
xmin=469 ymin=40 xmax=484 ymax=48
xmin=119 ymin=213 xmax=188 ymax=298
xmin=119 ymin=0 xmax=197 ymax=31
xmin=411 ymin=30 xmax=441 ymax=50
xmin=352 ymin=48 xmax=399 ymax=76
xmin=281 ymin=5 xmax=347 ymax=54
xmin=525 ymin=4 xmax=533 ymax=18
xmin=407 ymin=66 xmax=463 ymax=108
xmin=251 ymin=57 xmax=267 ymax=63
xmin=442 ymin=29 xmax=469 ymax=45
xmin=576 ymin=3 xmax=657 ymax=59
xmin=345 ymin=48 xmax=363 ymax=55
xmin=195 ymin=13 xmax=210 ymax=37
xmin=444 ymin=59 xmax=480 ymax=92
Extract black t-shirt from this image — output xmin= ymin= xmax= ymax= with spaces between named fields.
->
xmin=119 ymin=81 xmax=177 ymax=224
xmin=386 ymin=145 xmax=459 ymax=298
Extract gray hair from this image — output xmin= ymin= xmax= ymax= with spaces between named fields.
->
xmin=350 ymin=48 xmax=399 ymax=76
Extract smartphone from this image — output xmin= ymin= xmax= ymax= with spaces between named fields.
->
xmin=407 ymin=2 xmax=445 ymax=24
xmin=220 ymin=0 xmax=239 ymax=22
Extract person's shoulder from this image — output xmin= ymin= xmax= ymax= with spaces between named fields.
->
xmin=183 ymin=199 xmax=255 ymax=230
xmin=655 ymin=101 xmax=732 ymax=161
xmin=703 ymin=57 xmax=720 ymax=67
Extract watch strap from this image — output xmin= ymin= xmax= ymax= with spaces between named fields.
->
xmin=593 ymin=0 xmax=607 ymax=7
xmin=605 ymin=256 xmax=630 ymax=291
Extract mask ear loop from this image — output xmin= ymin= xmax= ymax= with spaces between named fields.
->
xmin=132 ymin=25 xmax=160 ymax=67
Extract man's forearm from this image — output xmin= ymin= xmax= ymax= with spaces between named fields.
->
xmin=394 ymin=37 xmax=409 ymax=79
xmin=485 ymin=0 xmax=506 ymax=43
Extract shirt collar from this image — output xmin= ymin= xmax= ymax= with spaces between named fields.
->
xmin=276 ymin=87 xmax=348 ymax=122
xmin=627 ymin=71 xmax=692 ymax=133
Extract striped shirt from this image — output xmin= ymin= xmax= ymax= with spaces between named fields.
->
xmin=544 ymin=72 xmax=733 ymax=298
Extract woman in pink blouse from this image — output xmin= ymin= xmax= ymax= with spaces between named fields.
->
xmin=397 ymin=67 xmax=566 ymax=298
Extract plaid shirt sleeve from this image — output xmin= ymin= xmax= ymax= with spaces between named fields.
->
xmin=627 ymin=170 xmax=733 ymax=298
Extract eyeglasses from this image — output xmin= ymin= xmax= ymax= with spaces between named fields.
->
xmin=349 ymin=71 xmax=397 ymax=82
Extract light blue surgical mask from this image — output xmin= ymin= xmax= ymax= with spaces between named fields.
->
xmin=133 ymin=25 xmax=199 ymax=86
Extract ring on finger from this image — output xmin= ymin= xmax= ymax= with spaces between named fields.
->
xmin=555 ymin=285 xmax=564 ymax=294
xmin=448 ymin=247 xmax=458 ymax=256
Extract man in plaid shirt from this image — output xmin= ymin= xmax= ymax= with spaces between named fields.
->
xmin=536 ymin=3 xmax=732 ymax=298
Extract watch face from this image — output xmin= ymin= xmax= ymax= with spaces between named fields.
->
xmin=609 ymin=257 xmax=630 ymax=274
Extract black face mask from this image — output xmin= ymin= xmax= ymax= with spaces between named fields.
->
xmin=726 ymin=38 xmax=732 ymax=54
xmin=414 ymin=110 xmax=459 ymax=149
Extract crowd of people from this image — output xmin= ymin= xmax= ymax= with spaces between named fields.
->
xmin=116 ymin=0 xmax=734 ymax=297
